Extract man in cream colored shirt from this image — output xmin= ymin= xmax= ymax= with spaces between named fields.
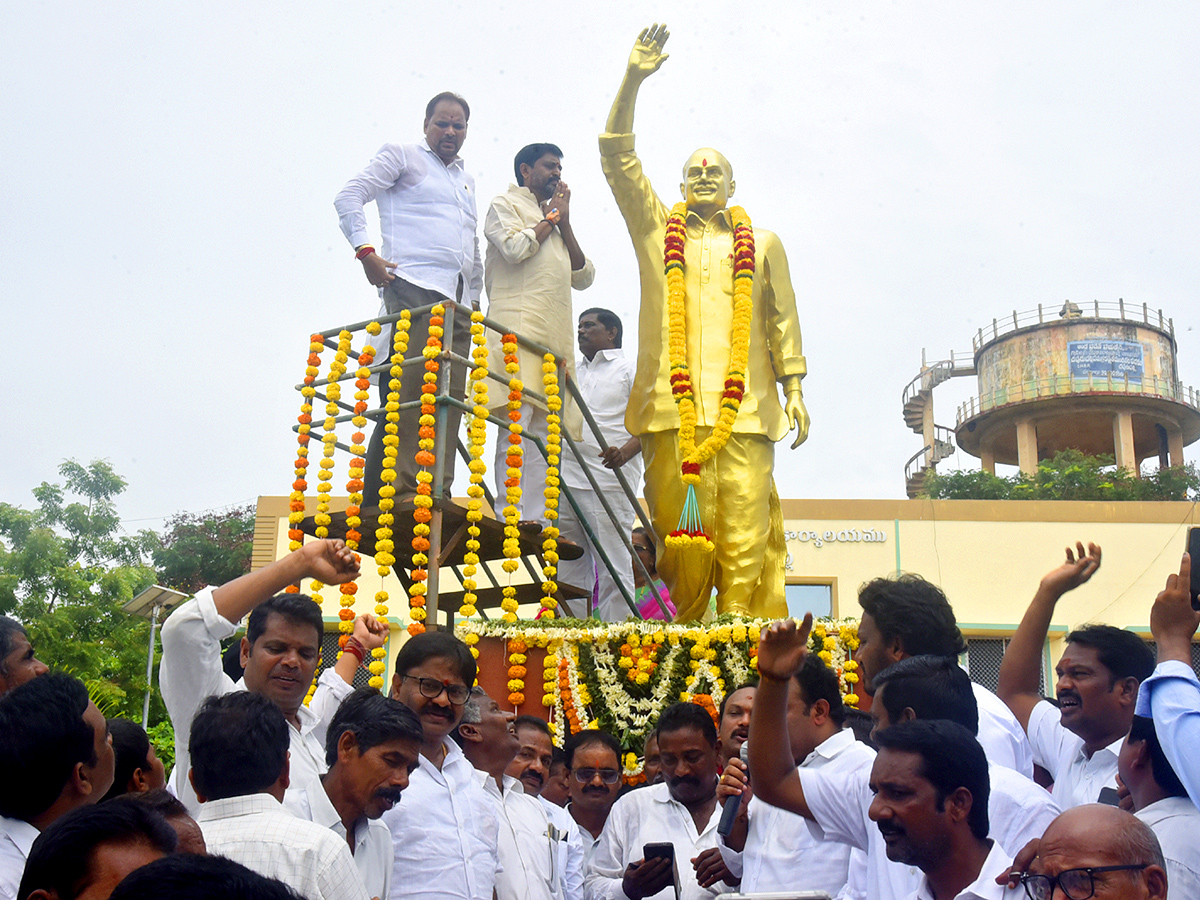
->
xmin=484 ymin=142 xmax=595 ymax=520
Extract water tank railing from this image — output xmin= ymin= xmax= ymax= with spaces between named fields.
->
xmin=904 ymin=444 xmax=933 ymax=484
xmin=972 ymin=301 xmax=1174 ymax=353
xmin=956 ymin=372 xmax=1200 ymax=427
xmin=901 ymin=353 xmax=974 ymax=406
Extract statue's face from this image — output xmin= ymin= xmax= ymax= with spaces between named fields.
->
xmin=680 ymin=148 xmax=734 ymax=212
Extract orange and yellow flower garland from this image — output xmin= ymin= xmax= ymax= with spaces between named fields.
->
xmin=459 ymin=312 xmax=490 ymax=644
xmin=336 ymin=342 xmax=373 ymax=651
xmin=539 ymin=352 xmax=562 ymax=619
xmin=311 ymin=330 xmax=355 ymax=606
xmin=507 ymin=638 xmax=527 ymax=707
xmin=408 ymin=306 xmax=444 ymax=635
xmin=663 ymin=203 xmax=755 ymax=550
xmin=499 ymin=334 xmax=523 ymax=622
xmin=286 ymin=333 xmax=326 ymax=585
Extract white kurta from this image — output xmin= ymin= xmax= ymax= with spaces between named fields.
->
xmin=1027 ymin=699 xmax=1123 ymax=808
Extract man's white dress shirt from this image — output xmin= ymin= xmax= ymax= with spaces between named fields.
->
xmin=799 ymin=761 xmax=1057 ymax=900
xmin=541 ymin=795 xmax=586 ymax=900
xmin=481 ymin=772 xmax=564 ymax=900
xmin=558 ymin=347 xmax=643 ymax=621
xmin=0 ymin=814 xmax=38 ymax=900
xmin=1134 ymin=795 xmax=1200 ymax=900
xmin=1026 ymin=699 xmax=1122 ymax=808
xmin=586 ymin=782 xmax=729 ymax=900
xmin=717 ymin=729 xmax=874 ymax=896
xmin=293 ymin=773 xmax=394 ymax=900
xmin=197 ymin=793 xmax=369 ymax=900
xmin=381 ymin=738 xmax=499 ymax=900
xmin=973 ymin=682 xmax=1035 ymax=777
xmin=1136 ymin=660 xmax=1200 ymax=809
xmin=159 ymin=588 xmax=353 ymax=815
xmin=335 ymin=141 xmax=483 ymax=306
xmin=901 ymin=839 xmax=1021 ymax=900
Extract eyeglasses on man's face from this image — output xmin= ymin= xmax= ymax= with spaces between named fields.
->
xmin=1021 ymin=864 xmax=1148 ymax=900
xmin=401 ymin=675 xmax=470 ymax=705
xmin=572 ymin=768 xmax=621 ymax=785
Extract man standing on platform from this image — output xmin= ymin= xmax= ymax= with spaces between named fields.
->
xmin=558 ymin=308 xmax=642 ymax=620
xmin=484 ymin=143 xmax=595 ymax=520
xmin=335 ymin=91 xmax=482 ymax=505
xmin=600 ymin=25 xmax=808 ymax=620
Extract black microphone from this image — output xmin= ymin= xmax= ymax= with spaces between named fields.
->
xmin=716 ymin=742 xmax=750 ymax=838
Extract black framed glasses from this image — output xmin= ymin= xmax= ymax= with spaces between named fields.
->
xmin=401 ymin=675 xmax=470 ymax=705
xmin=572 ymin=768 xmax=621 ymax=785
xmin=1021 ymin=865 xmax=1149 ymax=900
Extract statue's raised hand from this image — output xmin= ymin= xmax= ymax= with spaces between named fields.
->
xmin=629 ymin=23 xmax=670 ymax=79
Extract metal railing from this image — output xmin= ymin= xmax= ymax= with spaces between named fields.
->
xmin=296 ymin=298 xmax=668 ymax=625
xmin=972 ymin=300 xmax=1175 ymax=353
xmin=956 ymin=372 xmax=1200 ymax=426
xmin=903 ymin=425 xmax=956 ymax=485
xmin=901 ymin=353 xmax=975 ymax=407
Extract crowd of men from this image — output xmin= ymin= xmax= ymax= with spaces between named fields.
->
xmin=1 ymin=534 xmax=1197 ymax=900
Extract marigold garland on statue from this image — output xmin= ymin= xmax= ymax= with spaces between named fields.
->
xmin=336 ymin=341 xmax=374 ymax=653
xmin=499 ymin=334 xmax=523 ymax=622
xmin=407 ymin=306 xmax=444 ymax=636
xmin=663 ymin=203 xmax=756 ymax=551
xmin=459 ymin=311 xmax=490 ymax=636
xmin=539 ymin=352 xmax=562 ymax=619
xmin=286 ymin=333 xmax=327 ymax=594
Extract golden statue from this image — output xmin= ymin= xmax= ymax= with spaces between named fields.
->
xmin=600 ymin=24 xmax=809 ymax=622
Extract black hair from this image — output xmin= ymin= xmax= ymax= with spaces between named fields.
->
xmin=0 ymin=617 xmax=28 ymax=669
xmin=127 ymin=788 xmax=190 ymax=820
xmin=874 ymin=719 xmax=990 ymax=841
xmin=873 ymin=655 xmax=979 ymax=735
xmin=109 ymin=854 xmax=304 ymax=900
xmin=1064 ymin=625 xmax=1155 ymax=685
xmin=102 ymin=718 xmax=155 ymax=802
xmin=551 ymin=747 xmax=568 ymax=771
xmin=794 ymin=655 xmax=847 ymax=727
xmin=579 ymin=308 xmax=624 ymax=348
xmin=564 ymin=729 xmax=623 ymax=770
xmin=244 ymin=594 xmax=323 ymax=648
xmin=656 ymin=701 xmax=718 ymax=746
xmin=842 ymin=708 xmax=876 ymax=748
xmin=189 ymin=693 xmax=287 ymax=801
xmin=17 ymin=797 xmax=176 ymax=900
xmin=858 ymin=574 xmax=968 ymax=657
xmin=718 ymin=683 xmax=758 ymax=720
xmin=514 ymin=715 xmax=552 ymax=739
xmin=425 ymin=92 xmax=470 ymax=122
xmin=1129 ymin=715 xmax=1187 ymax=798
xmin=513 ymin=143 xmax=564 ymax=186
xmin=393 ymin=630 xmax=477 ymax=687
xmin=325 ymin=687 xmax=424 ymax=767
xmin=0 ymin=672 xmax=98 ymax=821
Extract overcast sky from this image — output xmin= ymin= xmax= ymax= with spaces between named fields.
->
xmin=3 ymin=2 xmax=1198 ymax=532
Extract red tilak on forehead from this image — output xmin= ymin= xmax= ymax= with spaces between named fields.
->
xmin=702 ymin=157 xmax=708 ymax=166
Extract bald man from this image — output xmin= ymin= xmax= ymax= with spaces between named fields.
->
xmin=1022 ymin=805 xmax=1168 ymax=900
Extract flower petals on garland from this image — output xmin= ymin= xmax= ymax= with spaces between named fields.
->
xmin=408 ymin=307 xmax=442 ymax=636
xmin=500 ymin=334 xmax=522 ymax=622
xmin=459 ymin=311 xmax=490 ymax=643
xmin=540 ymin=353 xmax=561 ymax=619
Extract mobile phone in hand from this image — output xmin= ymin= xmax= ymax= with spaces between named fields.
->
xmin=1188 ymin=527 xmax=1200 ymax=611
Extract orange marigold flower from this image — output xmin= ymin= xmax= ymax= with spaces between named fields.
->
xmin=338 ymin=608 xmax=355 ymax=620
xmin=413 ymin=508 xmax=432 ymax=523
xmin=415 ymin=450 xmax=435 ymax=466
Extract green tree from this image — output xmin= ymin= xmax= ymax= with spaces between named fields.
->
xmin=0 ymin=460 xmax=160 ymax=721
xmin=151 ymin=503 xmax=254 ymax=595
xmin=924 ymin=450 xmax=1200 ymax=501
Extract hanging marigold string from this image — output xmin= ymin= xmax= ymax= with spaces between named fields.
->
xmin=539 ymin=352 xmax=562 ymax=619
xmin=663 ymin=203 xmax=755 ymax=552
xmin=500 ymin=334 xmax=523 ymax=622
xmin=507 ymin=637 xmax=528 ymax=707
xmin=336 ymin=342 xmax=373 ymax=654
xmin=286 ymin=333 xmax=326 ymax=593
xmin=370 ymin=315 xmax=408 ymax=687
xmin=408 ymin=305 xmax=444 ymax=636
xmin=311 ymin=330 xmax=355 ymax=608
xmin=459 ymin=312 xmax=490 ymax=643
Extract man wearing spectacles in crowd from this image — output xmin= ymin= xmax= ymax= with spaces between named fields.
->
xmin=563 ymin=730 xmax=625 ymax=866
xmin=1017 ymin=804 xmax=1167 ymax=900
xmin=384 ymin=632 xmax=499 ymax=900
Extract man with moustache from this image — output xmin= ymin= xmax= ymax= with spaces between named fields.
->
xmin=563 ymin=730 xmax=624 ymax=865
xmin=458 ymin=690 xmax=575 ymax=900
xmin=999 ymin=543 xmax=1156 ymax=807
xmin=383 ymin=633 xmax=498 ymax=900
xmin=296 ymin=689 xmax=424 ymax=900
xmin=0 ymin=618 xmax=48 ymax=696
xmin=557 ymin=308 xmax=643 ymax=621
xmin=715 ymin=684 xmax=755 ymax=769
xmin=336 ymin=91 xmax=482 ymax=505
xmin=160 ymin=538 xmax=385 ymax=815
xmin=504 ymin=716 xmax=586 ymax=900
xmin=587 ymin=703 xmax=732 ymax=900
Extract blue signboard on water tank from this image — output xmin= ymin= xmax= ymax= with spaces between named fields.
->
xmin=1067 ymin=340 xmax=1144 ymax=382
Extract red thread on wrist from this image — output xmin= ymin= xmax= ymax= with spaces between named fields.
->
xmin=355 ymin=246 xmax=375 ymax=260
